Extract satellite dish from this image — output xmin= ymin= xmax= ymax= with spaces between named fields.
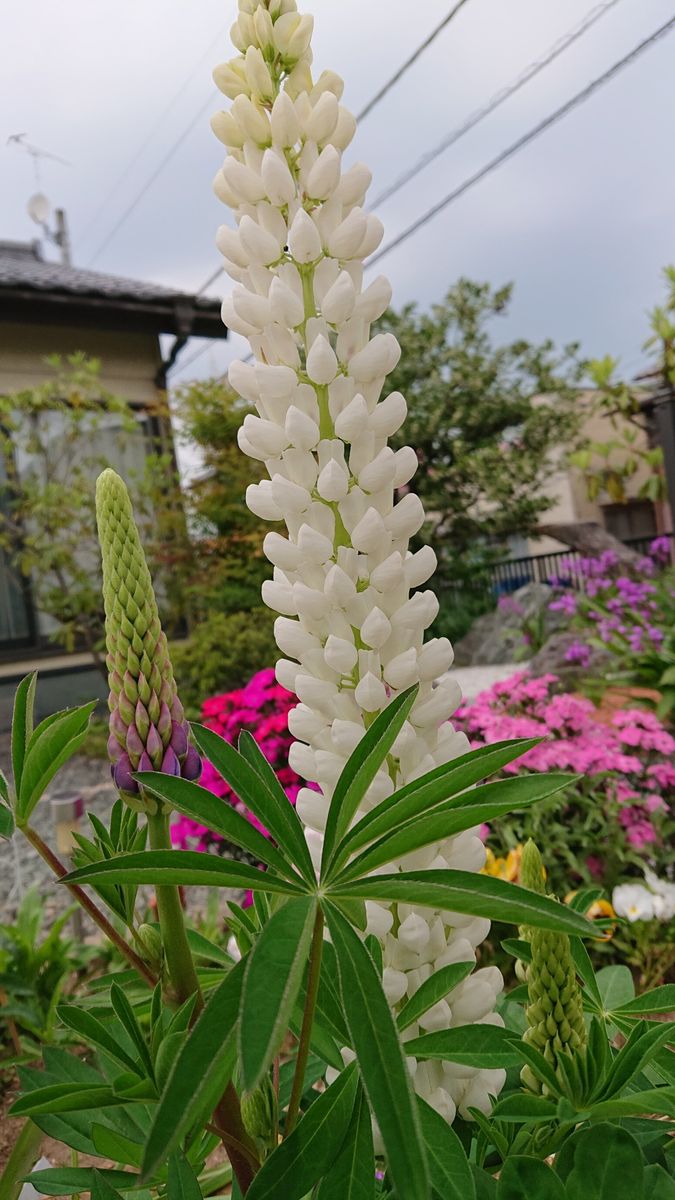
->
xmin=27 ymin=192 xmax=50 ymax=226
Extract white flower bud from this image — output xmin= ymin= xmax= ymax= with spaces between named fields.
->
xmin=383 ymin=648 xmax=419 ymax=690
xmin=261 ymin=148 xmax=296 ymax=205
xmin=246 ymin=481 xmax=283 ymax=521
xmin=351 ymin=507 xmax=387 ymax=554
xmin=354 ymin=671 xmax=387 ymax=712
xmin=383 ymin=968 xmax=408 ymax=1006
xmin=297 ymin=523 xmax=333 ymax=563
xmin=271 ymin=473 xmax=312 ymax=513
xmin=392 ymin=591 xmax=439 ymax=630
xmin=288 ymin=740 xmax=317 ymax=779
xmin=253 ymin=5 xmax=275 ymax=50
xmin=305 ymin=91 xmax=339 ymax=143
xmin=270 ymin=90 xmax=301 ymax=146
xmin=370 ymin=551 xmax=405 ymax=591
xmin=244 ymin=45 xmax=275 ymax=101
xmin=276 ymin=658 xmax=301 ymax=691
xmin=221 ymin=156 xmax=266 ymax=204
xmin=398 ymin=912 xmax=430 ymax=952
xmin=334 ymin=393 xmax=368 ymax=441
xmin=242 ymin=414 xmax=287 ymax=458
xmin=393 ymin=446 xmax=419 ymax=488
xmin=327 ymin=208 xmax=368 ymax=259
xmin=349 ymin=332 xmax=401 ymax=382
xmin=360 ymin=606 xmax=392 ymax=650
xmin=324 ymin=635 xmax=358 ymax=673
xmin=274 ymin=11 xmax=314 ymax=60
xmin=412 ymin=680 xmax=461 ymax=727
xmin=306 ymin=335 xmax=338 ymax=384
xmin=294 ymin=581 xmax=329 ymax=620
xmin=230 ymin=94 xmax=271 ymax=144
xmin=417 ymin=638 xmax=454 ymax=681
xmin=216 ymin=225 xmax=249 ymax=269
xmin=262 ymin=578 xmax=297 ymax=615
xmin=255 ymin=363 xmax=297 ymax=400
xmin=232 ymin=287 xmax=271 ymax=330
xmin=311 ymin=69 xmax=345 ymax=102
xmin=213 ymin=59 xmax=250 ymax=100
xmin=211 ymin=110 xmax=246 ymax=149
xmin=221 ymin=295 xmax=257 ymax=339
xmin=336 ymin=162 xmax=372 ymax=206
xmin=385 ymin=493 xmax=425 ymax=539
xmin=370 ymin=391 xmax=407 ymax=437
xmin=275 ymin=617 xmax=316 ymax=660
xmin=285 ymin=405 xmax=320 ymax=451
xmin=237 ymin=214 xmax=283 ymax=265
xmin=296 ymin=786 xmax=328 ymax=832
xmin=332 ymin=106 xmax=357 ymax=150
xmin=269 ymin=277 xmax=304 ymax=328
xmin=288 ymin=209 xmax=322 ymax=264
xmin=324 ymin=563 xmax=356 ymax=605
xmin=317 ymin=458 xmax=348 ymax=501
xmin=358 ymin=214 xmax=385 ymax=258
xmin=365 ymin=902 xmax=394 ymax=939
xmin=359 ymin=447 xmax=396 ymax=493
xmin=355 ymin=275 xmax=392 ymax=322
xmin=305 ymin=145 xmax=341 ymax=200
xmin=321 ymin=271 xmax=356 ymax=326
xmin=419 ymin=1000 xmax=452 ymax=1033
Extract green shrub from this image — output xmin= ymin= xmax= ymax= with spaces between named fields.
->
xmin=171 ymin=608 xmax=277 ymax=717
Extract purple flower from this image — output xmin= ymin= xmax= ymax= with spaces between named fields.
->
xmin=564 ymin=641 xmax=591 ymax=667
xmin=550 ymin=592 xmax=577 ymax=616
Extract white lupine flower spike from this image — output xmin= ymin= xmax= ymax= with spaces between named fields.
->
xmin=213 ymin=0 xmax=504 ymax=1124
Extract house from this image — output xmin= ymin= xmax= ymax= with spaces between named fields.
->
xmin=0 ymin=237 xmax=227 ymax=720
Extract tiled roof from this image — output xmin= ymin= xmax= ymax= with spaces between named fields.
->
xmin=0 ymin=239 xmax=218 ymax=312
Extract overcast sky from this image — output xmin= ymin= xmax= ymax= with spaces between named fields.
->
xmin=2 ymin=0 xmax=674 ymax=394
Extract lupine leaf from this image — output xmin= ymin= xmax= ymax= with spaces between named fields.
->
xmin=596 ymin=965 xmax=635 ymax=1013
xmin=600 ymin=1022 xmax=675 ymax=1100
xmin=168 ymin=1154 xmax=203 ymax=1200
xmin=330 ymin=738 xmax=542 ymax=871
xmin=497 ymin=1157 xmax=565 ymax=1200
xmin=396 ymin=961 xmax=474 ymax=1031
xmin=190 ymin=723 xmax=315 ymax=882
xmin=405 ymin=1025 xmax=521 ymax=1068
xmin=11 ymin=670 xmax=37 ymax=800
xmin=134 ymin=772 xmax=302 ymax=884
xmin=418 ymin=1098 xmax=475 ymax=1200
xmin=57 ymin=1006 xmax=140 ymax=1075
xmin=337 ymin=775 xmax=575 ymax=881
xmin=614 ymin=986 xmax=675 ymax=1017
xmin=643 ymin=1164 xmax=675 ymax=1200
xmin=91 ymin=1170 xmax=127 ymax=1200
xmin=63 ymin=851 xmax=307 ymax=895
xmin=588 ymin=1087 xmax=675 ymax=1120
xmin=0 ymin=804 xmax=14 ymax=839
xmin=141 ymin=960 xmax=245 ymax=1182
xmin=510 ymin=1041 xmax=562 ymax=1098
xmin=321 ymin=686 xmax=418 ymax=871
xmin=315 ymin=1084 xmax=375 ymax=1200
xmin=91 ymin=1126 xmax=143 ymax=1168
xmin=331 ymin=871 xmax=595 ymax=937
xmin=490 ymin=1093 xmax=559 ymax=1123
xmin=18 ymin=700 xmax=97 ymax=823
xmin=561 ymin=1123 xmax=644 ymax=1199
xmin=325 ymin=904 xmax=429 ymax=1200
xmin=240 ymin=896 xmax=317 ymax=1091
xmin=238 ymin=729 xmax=294 ymax=811
xmin=26 ymin=1168 xmax=139 ymax=1195
xmin=246 ymin=1063 xmax=359 ymax=1200
xmin=109 ymin=983 xmax=154 ymax=1080
xmin=10 ymin=1084 xmax=123 ymax=1116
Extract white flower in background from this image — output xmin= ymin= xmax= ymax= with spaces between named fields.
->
xmin=643 ymin=869 xmax=675 ymax=920
xmin=612 ymin=883 xmax=657 ymax=923
xmin=212 ymin=0 xmax=504 ymax=1122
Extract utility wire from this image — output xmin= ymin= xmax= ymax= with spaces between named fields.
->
xmin=369 ymin=0 xmax=621 ymax=210
xmin=369 ymin=14 xmax=675 ymax=269
xmin=78 ymin=23 xmax=229 ymax=251
xmin=356 ymin=0 xmax=471 ymax=121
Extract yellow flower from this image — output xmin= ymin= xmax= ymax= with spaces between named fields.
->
xmin=483 ymin=845 xmax=523 ymax=882
xmin=565 ymin=892 xmax=616 ymax=941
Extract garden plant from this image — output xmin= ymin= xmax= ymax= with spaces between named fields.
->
xmin=0 ymin=3 xmax=674 ymax=1198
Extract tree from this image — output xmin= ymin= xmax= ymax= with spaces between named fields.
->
xmin=570 ymin=268 xmax=673 ymax=506
xmin=173 ymin=376 xmax=269 ymax=615
xmin=378 ymin=279 xmax=584 ymax=584
xmin=0 ymin=354 xmax=188 ymax=672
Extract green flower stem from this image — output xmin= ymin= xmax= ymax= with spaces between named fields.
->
xmin=146 ymin=808 xmax=202 ymax=1006
xmin=0 ymin=1118 xmax=44 ymax=1200
xmin=286 ymin=905 xmax=325 ymax=1135
xmin=22 ymin=824 xmax=157 ymax=988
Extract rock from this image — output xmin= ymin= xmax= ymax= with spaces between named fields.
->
xmin=527 ymin=631 xmax=612 ymax=682
xmin=454 ymin=583 xmax=564 ymax=667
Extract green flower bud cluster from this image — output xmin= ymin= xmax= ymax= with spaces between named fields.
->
xmin=241 ymin=1075 xmax=278 ymax=1157
xmin=519 ymin=841 xmax=586 ymax=1094
xmin=95 ymin=469 xmax=200 ymax=813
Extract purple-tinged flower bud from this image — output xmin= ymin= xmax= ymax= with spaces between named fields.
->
xmin=170 ymin=696 xmax=186 ymax=725
xmin=113 ymin=753 xmax=137 ymax=793
xmin=138 ymin=751 xmax=153 ymax=773
xmin=170 ymin=721 xmax=188 ymax=758
xmin=110 ymin=706 xmax=127 ymax=747
xmin=107 ymin=733 xmax=124 ymax=763
xmin=146 ymin=724 xmax=163 ymax=769
xmin=126 ymin=723 xmax=145 ymax=766
xmin=182 ymin=745 xmax=202 ymax=782
xmin=134 ymin=699 xmax=150 ymax=741
xmin=157 ymin=700 xmax=172 ymax=740
xmin=160 ymin=746 xmax=181 ymax=776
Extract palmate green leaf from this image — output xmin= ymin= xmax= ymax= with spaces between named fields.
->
xmin=141 ymin=959 xmax=245 ymax=1182
xmin=91 ymin=1169 xmax=126 ymax=1200
xmin=405 ymin=1025 xmax=521 ymax=1069
xmin=238 ymin=729 xmax=295 ymax=813
xmin=247 ymin=1063 xmax=359 ymax=1200
xmin=63 ymin=851 xmax=308 ymax=896
xmin=321 ymin=685 xmax=418 ymax=873
xmin=11 ymin=670 xmax=37 ymax=800
xmin=600 ymin=1023 xmax=675 ymax=1101
xmin=316 ymin=1084 xmax=375 ymax=1200
xmin=644 ymin=1165 xmax=675 ymax=1200
xmin=497 ymin=1157 xmax=565 ymax=1200
xmin=190 ymin=723 xmax=315 ymax=883
xmin=56 ymin=1006 xmax=140 ymax=1076
xmin=168 ymin=1153 xmax=203 ymax=1200
xmin=596 ymin=965 xmax=635 ymax=1013
xmin=240 ymin=896 xmax=317 ymax=1091
xmin=490 ymin=1093 xmax=559 ymax=1124
xmin=336 ymin=774 xmax=576 ymax=882
xmin=92 ymin=1124 xmax=144 ymax=1168
xmin=559 ymin=1123 xmax=645 ymax=1200
xmin=325 ymin=904 xmax=429 ymax=1200
xmin=396 ymin=961 xmax=474 ymax=1031
xmin=329 ymin=737 xmax=542 ymax=873
xmin=511 ymin=1040 xmax=563 ymax=1099
xmin=332 ymin=871 xmax=595 ymax=937
xmin=110 ymin=983 xmax=155 ymax=1081
xmin=0 ymin=803 xmax=14 ymax=839
xmin=418 ymin=1098 xmax=475 ymax=1200
xmin=615 ymin=986 xmax=675 ymax=1017
xmin=26 ymin=1168 xmax=140 ymax=1196
xmin=134 ymin=772 xmax=303 ymax=885
xmin=17 ymin=699 xmax=97 ymax=824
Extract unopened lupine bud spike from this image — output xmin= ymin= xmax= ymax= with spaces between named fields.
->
xmin=96 ymin=469 xmax=201 ymax=812
xmin=212 ymin=3 xmax=504 ymax=1126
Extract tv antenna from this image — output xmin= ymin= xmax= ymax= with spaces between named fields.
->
xmin=6 ymin=134 xmax=73 ymax=265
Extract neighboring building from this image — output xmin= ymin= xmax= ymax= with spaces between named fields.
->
xmin=527 ymin=389 xmax=672 ymax=557
xmin=0 ymin=237 xmax=227 ymax=719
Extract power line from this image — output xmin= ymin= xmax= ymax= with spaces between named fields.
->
xmin=368 ymin=14 xmax=675 ymax=269
xmin=369 ymin=0 xmax=621 ymax=210
xmin=78 ymin=23 xmax=229 ymax=250
xmin=356 ymin=0 xmax=471 ymax=121
xmin=87 ymin=89 xmax=218 ymax=266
